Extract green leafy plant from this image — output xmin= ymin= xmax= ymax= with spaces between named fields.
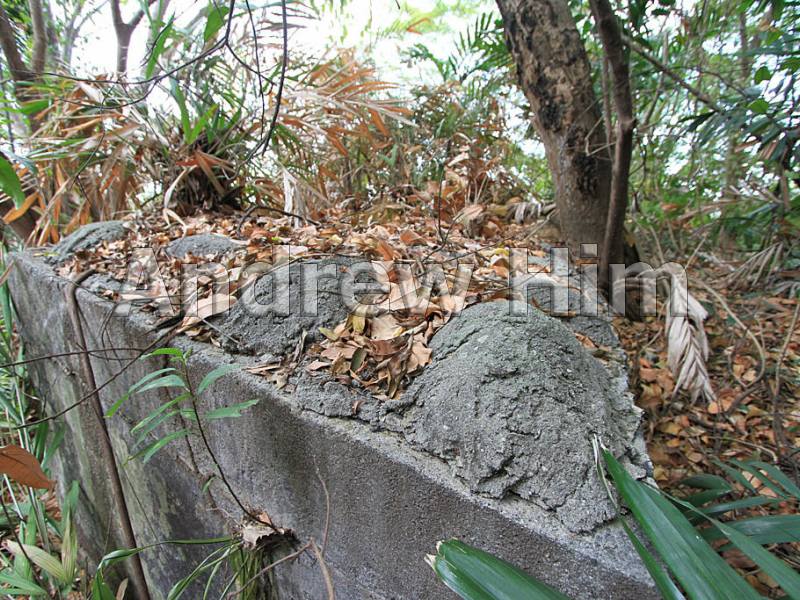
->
xmin=429 ymin=443 xmax=800 ymax=600
xmin=0 ymin=157 xmax=25 ymax=208
xmin=0 ymin=248 xmax=83 ymax=597
xmin=90 ymin=535 xmax=255 ymax=599
xmin=426 ymin=539 xmax=569 ymax=600
xmin=109 ymin=348 xmax=258 ymax=464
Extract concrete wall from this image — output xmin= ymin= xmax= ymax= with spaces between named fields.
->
xmin=9 ymin=251 xmax=657 ymax=599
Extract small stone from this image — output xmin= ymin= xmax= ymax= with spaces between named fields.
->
xmin=165 ymin=234 xmax=239 ymax=258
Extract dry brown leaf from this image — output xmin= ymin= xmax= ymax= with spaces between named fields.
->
xmin=376 ymin=239 xmax=397 ymax=261
xmin=371 ymin=313 xmax=402 ymax=340
xmin=0 ymin=444 xmax=53 ymax=489
xmin=179 ymin=293 xmax=235 ymax=330
xmin=306 ymin=360 xmax=330 ymax=371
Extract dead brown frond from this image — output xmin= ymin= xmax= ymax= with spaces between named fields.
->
xmin=10 ymin=78 xmax=145 ymax=242
xmin=726 ymin=242 xmax=783 ymax=290
xmin=664 ymin=271 xmax=715 ymax=402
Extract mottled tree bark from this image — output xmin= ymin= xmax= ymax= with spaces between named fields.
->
xmin=29 ymin=0 xmax=47 ymax=74
xmin=496 ymin=0 xmax=612 ymax=254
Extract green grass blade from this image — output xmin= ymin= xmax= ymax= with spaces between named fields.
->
xmin=730 ymin=460 xmax=789 ymax=499
xmin=701 ymin=495 xmax=780 ymax=517
xmin=428 ymin=539 xmax=571 ymax=600
xmin=5 ymin=542 xmax=67 ymax=583
xmin=745 ymin=461 xmax=800 ymax=499
xmin=699 ymin=514 xmax=800 ymax=545
xmin=617 ymin=518 xmax=686 ymax=600
xmin=680 ymin=474 xmax=732 ymax=491
xmin=0 ymin=570 xmax=47 ymax=595
xmin=681 ymin=489 xmax=731 ymax=507
xmin=98 ymin=537 xmax=232 ymax=569
xmin=603 ymin=451 xmax=760 ymax=600
xmin=711 ymin=459 xmax=757 ymax=494
xmin=671 ymin=498 xmax=800 ymax=598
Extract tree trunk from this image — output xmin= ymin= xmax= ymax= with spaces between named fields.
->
xmin=590 ymin=0 xmax=635 ymax=289
xmin=0 ymin=2 xmax=44 ymax=241
xmin=29 ymin=0 xmax=48 ymax=74
xmin=110 ymin=0 xmax=148 ymax=75
xmin=115 ymin=24 xmax=134 ymax=74
xmin=496 ymin=0 xmax=611 ymax=254
xmin=0 ymin=4 xmax=35 ymax=83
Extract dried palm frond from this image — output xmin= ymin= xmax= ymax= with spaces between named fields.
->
xmin=726 ymin=242 xmax=783 ymax=290
xmin=13 ymin=79 xmax=146 ymax=242
xmin=662 ymin=267 xmax=715 ymax=402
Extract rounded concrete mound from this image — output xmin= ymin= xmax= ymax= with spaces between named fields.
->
xmin=165 ymin=233 xmax=240 ymax=258
xmin=49 ymin=220 xmax=129 ymax=263
xmin=218 ymin=256 xmax=364 ymax=357
xmin=382 ymin=300 xmax=649 ymax=533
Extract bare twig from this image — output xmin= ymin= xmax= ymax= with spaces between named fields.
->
xmin=311 ymin=539 xmax=336 ymax=600
xmin=245 ymin=0 xmax=288 ymax=161
xmin=770 ymin=301 xmax=799 ymax=456
xmin=0 ymin=347 xmax=147 ymax=370
xmin=696 ymin=280 xmax=767 ymax=414
xmin=314 ymin=462 xmax=330 ymax=555
xmin=180 ymin=360 xmax=278 ymax=532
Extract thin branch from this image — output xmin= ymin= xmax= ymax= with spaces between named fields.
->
xmin=111 ymin=0 xmax=158 ymax=74
xmin=311 ymin=540 xmax=336 ymax=600
xmin=770 ymin=301 xmax=799 ymax=456
xmin=0 ymin=347 xmax=146 ymax=370
xmin=0 ymin=4 xmax=33 ymax=82
xmin=591 ymin=0 xmax=635 ymax=290
xmin=28 ymin=0 xmax=47 ymax=75
xmin=246 ymin=0 xmax=288 ymax=161
xmin=181 ymin=359 xmax=279 ymax=532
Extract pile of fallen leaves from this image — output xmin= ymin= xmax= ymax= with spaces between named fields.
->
xmin=56 ymin=187 xmax=559 ymax=399
xmin=615 ymin=259 xmax=799 ymax=594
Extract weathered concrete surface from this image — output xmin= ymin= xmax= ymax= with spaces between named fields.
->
xmin=379 ymin=301 xmax=648 ymax=533
xmin=166 ymin=233 xmax=240 ymax=258
xmin=48 ymin=220 xmax=129 ymax=263
xmin=10 ymin=251 xmax=225 ymax=597
xmin=9 ymin=250 xmax=658 ymax=600
xmin=217 ymin=256 xmax=362 ymax=357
